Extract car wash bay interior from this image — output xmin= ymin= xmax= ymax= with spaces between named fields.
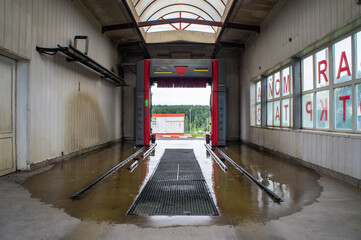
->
xmin=0 ymin=0 xmax=361 ymax=239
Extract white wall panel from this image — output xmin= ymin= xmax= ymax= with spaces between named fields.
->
xmin=345 ymin=138 xmax=353 ymax=176
xmin=0 ymin=0 xmax=122 ymax=166
xmin=321 ymin=135 xmax=327 ymax=168
xmin=241 ymin=0 xmax=361 ymax=181
xmin=352 ymin=139 xmax=361 ymax=179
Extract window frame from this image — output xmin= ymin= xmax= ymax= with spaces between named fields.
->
xmin=250 ymin=27 xmax=361 ymax=135
xmin=266 ymin=66 xmax=293 ymax=128
xmin=300 ymin=30 xmax=361 ymax=133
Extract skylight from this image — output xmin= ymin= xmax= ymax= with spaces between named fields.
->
xmin=132 ymin=0 xmax=229 ymax=33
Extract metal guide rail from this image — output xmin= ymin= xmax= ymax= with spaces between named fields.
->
xmin=215 ymin=147 xmax=283 ymax=203
xmin=70 ymin=146 xmax=146 ymax=200
xmin=204 ymin=143 xmax=228 ymax=172
xmin=142 ymin=143 xmax=157 ymax=158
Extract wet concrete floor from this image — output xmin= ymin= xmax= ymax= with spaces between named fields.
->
xmin=22 ymin=140 xmax=322 ymax=227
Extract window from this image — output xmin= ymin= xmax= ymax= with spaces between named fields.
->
xmin=302 ymin=93 xmax=313 ymax=128
xmin=316 ymin=91 xmax=329 ymax=129
xmin=266 ymin=67 xmax=293 ymax=127
xmin=301 ymin=30 xmax=361 ymax=132
xmin=255 ymin=80 xmax=262 ymax=126
xmin=250 ymin=29 xmax=361 ymax=134
xmin=334 ymin=86 xmax=352 ymax=130
xmin=334 ymin=37 xmax=352 ymax=84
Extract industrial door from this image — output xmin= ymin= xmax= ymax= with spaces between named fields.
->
xmin=0 ymin=56 xmax=16 ymax=176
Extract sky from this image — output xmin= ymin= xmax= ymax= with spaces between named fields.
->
xmin=151 ymin=85 xmax=211 ymax=105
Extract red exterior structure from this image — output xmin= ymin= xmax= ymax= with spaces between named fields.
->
xmin=144 ymin=60 xmax=150 ymax=145
xmin=137 ymin=59 xmax=225 ymax=146
xmin=211 ymin=60 xmax=218 ymax=146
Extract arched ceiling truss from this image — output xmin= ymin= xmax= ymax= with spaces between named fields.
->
xmin=132 ymin=0 xmax=228 ymax=33
xmin=145 ymin=11 xmax=217 ymax=33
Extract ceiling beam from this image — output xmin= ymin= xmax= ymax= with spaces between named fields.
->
xmin=102 ymin=19 xmax=260 ymax=33
xmin=102 ymin=23 xmax=135 ymax=33
xmin=212 ymin=0 xmax=239 ymax=59
xmin=225 ymin=23 xmax=260 ymax=33
xmin=146 ymin=41 xmax=214 ymax=46
xmin=138 ymin=18 xmax=223 ymax=27
xmin=117 ymin=41 xmax=143 ymax=48
xmin=146 ymin=41 xmax=242 ymax=47
xmin=212 ymin=41 xmax=244 ymax=59
xmin=120 ymin=0 xmax=150 ymax=59
xmin=219 ymin=41 xmax=245 ymax=48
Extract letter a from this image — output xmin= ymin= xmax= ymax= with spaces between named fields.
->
xmin=337 ymin=51 xmax=351 ymax=79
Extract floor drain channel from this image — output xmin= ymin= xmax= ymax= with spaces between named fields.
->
xmin=127 ymin=149 xmax=219 ymax=216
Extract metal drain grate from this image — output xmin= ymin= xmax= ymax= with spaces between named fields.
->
xmin=127 ymin=149 xmax=219 ymax=216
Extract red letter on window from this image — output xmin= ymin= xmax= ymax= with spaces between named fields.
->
xmin=306 ymin=101 xmax=312 ymax=121
xmin=275 ymin=78 xmax=280 ymax=95
xmin=268 ymin=82 xmax=273 ymax=98
xmin=337 ymin=51 xmax=351 ymax=79
xmin=258 ymin=87 xmax=261 ymax=101
xmin=257 ymin=107 xmax=261 ymax=122
xmin=320 ymin=99 xmax=328 ymax=121
xmin=339 ymin=95 xmax=350 ymax=121
xmin=284 ymin=104 xmax=289 ymax=121
xmin=318 ymin=60 xmax=328 ymax=84
xmin=275 ymin=105 xmax=280 ymax=121
xmin=283 ymin=75 xmax=290 ymax=94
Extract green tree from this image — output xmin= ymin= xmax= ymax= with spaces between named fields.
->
xmin=152 ymin=105 xmax=210 ymax=134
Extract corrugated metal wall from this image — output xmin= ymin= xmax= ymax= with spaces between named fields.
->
xmin=240 ymin=0 xmax=361 ymax=181
xmin=0 ymin=0 xmax=122 ymax=166
xmin=122 ymin=62 xmax=137 ymax=141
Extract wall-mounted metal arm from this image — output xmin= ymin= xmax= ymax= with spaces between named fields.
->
xmin=73 ymin=35 xmax=89 ymax=55
xmin=36 ymin=44 xmax=127 ymax=86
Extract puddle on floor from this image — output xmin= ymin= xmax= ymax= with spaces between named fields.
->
xmin=22 ymin=140 xmax=322 ymax=227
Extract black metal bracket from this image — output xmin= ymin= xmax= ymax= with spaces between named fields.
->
xmin=73 ymin=35 xmax=89 ymax=55
xmin=36 ymin=44 xmax=127 ymax=86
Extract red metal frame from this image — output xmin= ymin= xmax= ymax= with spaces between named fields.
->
xmin=146 ymin=4 xmax=216 ymax=22
xmin=212 ymin=60 xmax=218 ymax=146
xmin=142 ymin=59 xmax=219 ymax=146
xmin=143 ymin=11 xmax=214 ymax=33
xmin=138 ymin=18 xmax=223 ymax=27
xmin=144 ymin=60 xmax=150 ymax=145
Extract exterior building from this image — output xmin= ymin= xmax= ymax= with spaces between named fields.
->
xmin=151 ymin=114 xmax=185 ymax=135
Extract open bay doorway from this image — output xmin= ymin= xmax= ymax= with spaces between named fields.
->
xmin=151 ymin=83 xmax=212 ymax=140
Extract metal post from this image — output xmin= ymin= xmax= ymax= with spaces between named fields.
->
xmin=292 ymin=57 xmax=301 ymax=129
xmin=261 ymin=75 xmax=267 ymax=127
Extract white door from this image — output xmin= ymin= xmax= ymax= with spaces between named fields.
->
xmin=0 ymin=56 xmax=16 ymax=176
